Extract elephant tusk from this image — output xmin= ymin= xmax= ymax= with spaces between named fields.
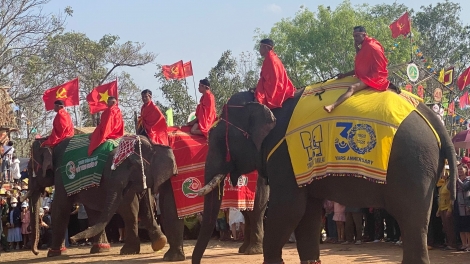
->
xmin=197 ymin=174 xmax=225 ymax=196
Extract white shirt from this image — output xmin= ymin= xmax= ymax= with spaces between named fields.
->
xmin=11 ymin=158 xmax=21 ymax=179
xmin=2 ymin=146 xmax=14 ymax=162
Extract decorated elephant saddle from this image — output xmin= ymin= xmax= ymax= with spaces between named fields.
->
xmin=59 ymin=134 xmax=119 ymax=196
xmin=279 ymin=77 xmax=438 ymax=186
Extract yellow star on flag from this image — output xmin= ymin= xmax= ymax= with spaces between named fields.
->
xmin=99 ymin=90 xmax=110 ymax=103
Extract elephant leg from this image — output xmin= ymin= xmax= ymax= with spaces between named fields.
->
xmin=118 ymin=193 xmax=141 ymax=255
xmin=86 ymin=209 xmax=111 ymax=254
xmin=47 ymin=195 xmax=71 ymax=257
xmin=294 ymin=197 xmax=323 ymax=263
xmin=160 ymin=180 xmax=185 ymax=261
xmin=263 ymin=187 xmax=306 ymax=263
xmin=138 ymin=188 xmax=167 ymax=252
xmin=241 ymin=176 xmax=268 ymax=255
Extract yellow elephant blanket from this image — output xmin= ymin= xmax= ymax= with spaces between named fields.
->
xmin=276 ymin=77 xmax=436 ymax=186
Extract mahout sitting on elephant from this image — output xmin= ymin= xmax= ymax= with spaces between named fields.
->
xmin=192 ymin=77 xmax=457 ymax=264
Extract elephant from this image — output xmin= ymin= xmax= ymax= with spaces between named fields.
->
xmin=28 ymin=135 xmax=175 ymax=257
xmin=191 ymin=87 xmax=457 ymax=264
xmin=73 ymin=129 xmax=269 ymax=261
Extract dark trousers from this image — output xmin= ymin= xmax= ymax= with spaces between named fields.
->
xmin=345 ymin=212 xmax=363 ymax=242
xmin=384 ymin=211 xmax=401 ymax=241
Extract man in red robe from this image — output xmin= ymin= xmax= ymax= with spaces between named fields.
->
xmin=186 ymin=78 xmax=217 ymax=137
xmin=137 ymin=89 xmax=169 ymax=146
xmin=88 ymin=96 xmax=124 ymax=155
xmin=41 ymin=100 xmax=74 ymax=147
xmin=324 ymin=26 xmax=391 ymax=113
xmin=254 ymin=38 xmax=296 ymax=109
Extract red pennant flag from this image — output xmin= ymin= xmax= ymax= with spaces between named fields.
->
xmin=459 ymin=91 xmax=469 ymax=109
xmin=417 ymin=85 xmax=424 ymax=98
xmin=443 ymin=67 xmax=454 ymax=86
xmin=183 ymin=61 xmax=193 ymax=77
xmin=405 ymin=84 xmax=412 ymax=93
xmin=162 ymin=60 xmax=185 ymax=80
xmin=389 ymin=12 xmax=411 ymax=38
xmin=448 ymin=101 xmax=455 ymax=116
xmin=42 ymin=78 xmax=79 ymax=111
xmin=457 ymin=67 xmax=470 ymax=91
xmin=86 ymin=80 xmax=118 ymax=114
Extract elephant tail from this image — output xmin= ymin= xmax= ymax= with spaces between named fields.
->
xmin=70 ymin=188 xmax=122 ymax=243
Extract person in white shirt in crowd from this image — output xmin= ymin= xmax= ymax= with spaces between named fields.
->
xmin=1 ymin=141 xmax=14 ymax=183
xmin=10 ymin=156 xmax=21 ymax=184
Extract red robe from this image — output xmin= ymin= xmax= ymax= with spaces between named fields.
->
xmin=195 ymin=91 xmax=217 ymax=138
xmin=255 ymin=50 xmax=295 ymax=109
xmin=139 ymin=101 xmax=169 ymax=146
xmin=354 ymin=36 xmax=390 ymax=91
xmin=41 ymin=108 xmax=74 ymax=147
xmin=88 ymin=105 xmax=124 ymax=156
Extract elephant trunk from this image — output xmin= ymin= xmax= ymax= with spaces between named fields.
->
xmin=192 ymin=180 xmax=225 ymax=264
xmin=70 ymin=189 xmax=122 ymax=243
xmin=30 ymin=190 xmax=42 ymax=255
xmin=196 ymin=174 xmax=225 ymax=196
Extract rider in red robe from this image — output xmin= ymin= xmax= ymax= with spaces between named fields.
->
xmin=88 ymin=96 xmax=124 ymax=155
xmin=324 ymin=26 xmax=390 ymax=113
xmin=137 ymin=89 xmax=169 ymax=146
xmin=41 ymin=100 xmax=74 ymax=147
xmin=187 ymin=78 xmax=217 ymax=137
xmin=254 ymin=38 xmax=296 ymax=109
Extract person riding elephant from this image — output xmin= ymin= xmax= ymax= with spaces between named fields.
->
xmin=186 ymin=78 xmax=217 ymax=137
xmin=41 ymin=100 xmax=74 ymax=148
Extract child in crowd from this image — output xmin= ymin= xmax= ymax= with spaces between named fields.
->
xmin=21 ymin=202 xmax=31 ymax=249
xmin=333 ymin=202 xmax=346 ymax=243
xmin=10 ymin=156 xmax=21 ymax=184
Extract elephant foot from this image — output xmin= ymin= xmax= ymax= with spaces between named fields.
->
xmin=242 ymin=243 xmax=263 ymax=255
xmin=47 ymin=247 xmax=67 ymax=257
xmin=120 ymin=243 xmax=140 ymax=255
xmin=238 ymin=241 xmax=249 ymax=253
xmin=163 ymin=247 xmax=186 ymax=261
xmin=151 ymin=236 xmax=167 ymax=252
xmin=90 ymin=243 xmax=111 ymax=254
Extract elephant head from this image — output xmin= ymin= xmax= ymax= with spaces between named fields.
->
xmin=28 ymin=139 xmax=55 ymax=255
xmin=192 ymin=91 xmax=275 ymax=262
xmin=70 ymin=135 xmax=177 ymax=242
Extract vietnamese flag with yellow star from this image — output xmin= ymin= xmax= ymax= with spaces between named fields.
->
xmin=86 ymin=80 xmax=118 ymax=114
xmin=42 ymin=78 xmax=80 ymax=111
xmin=457 ymin=67 xmax=470 ymax=91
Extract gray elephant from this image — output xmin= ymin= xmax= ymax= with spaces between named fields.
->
xmin=28 ymin=135 xmax=175 ymax=257
xmin=191 ymin=88 xmax=457 ymax=264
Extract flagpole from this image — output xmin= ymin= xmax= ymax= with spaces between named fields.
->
xmin=192 ymin=75 xmax=198 ymax=102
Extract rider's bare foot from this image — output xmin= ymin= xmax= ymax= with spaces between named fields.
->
xmin=324 ymin=105 xmax=334 ymax=113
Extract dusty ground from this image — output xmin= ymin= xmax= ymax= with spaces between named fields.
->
xmin=1 ymin=240 xmax=469 ymax=263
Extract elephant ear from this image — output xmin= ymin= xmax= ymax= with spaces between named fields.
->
xmin=245 ymin=102 xmax=276 ymax=151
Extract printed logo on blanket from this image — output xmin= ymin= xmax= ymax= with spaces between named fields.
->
xmin=182 ymin=177 xmax=202 ymax=198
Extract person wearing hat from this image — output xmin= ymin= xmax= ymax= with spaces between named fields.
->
xmin=253 ymin=38 xmax=295 ymax=109
xmin=21 ymin=202 xmax=31 ymax=249
xmin=186 ymin=78 xmax=217 ymax=137
xmin=88 ymin=96 xmax=124 ymax=156
xmin=7 ymin=197 xmax=22 ymax=249
xmin=41 ymin=100 xmax=74 ymax=147
xmin=0 ymin=188 xmax=10 ymax=252
xmin=324 ymin=26 xmax=391 ymax=113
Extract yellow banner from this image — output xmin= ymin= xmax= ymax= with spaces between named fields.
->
xmin=284 ymin=77 xmax=420 ymax=186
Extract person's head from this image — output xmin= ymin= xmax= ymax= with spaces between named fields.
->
xmin=10 ymin=197 xmax=18 ymax=208
xmin=198 ymin=78 xmax=210 ymax=93
xmin=53 ymin=100 xmax=65 ymax=112
xmin=141 ymin=89 xmax=152 ymax=104
xmin=12 ymin=155 xmax=17 ymax=160
xmin=43 ymin=205 xmax=50 ymax=213
xmin=21 ymin=202 xmax=28 ymax=210
xmin=353 ymin=26 xmax=367 ymax=45
xmin=7 ymin=141 xmax=13 ymax=146
xmin=259 ymin=38 xmax=274 ymax=57
xmin=457 ymin=162 xmax=468 ymax=179
xmin=107 ymin=96 xmax=117 ymax=108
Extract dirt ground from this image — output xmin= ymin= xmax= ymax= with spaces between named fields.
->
xmin=1 ymin=240 xmax=469 ymax=264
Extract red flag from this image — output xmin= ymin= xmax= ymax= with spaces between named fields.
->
xmin=86 ymin=80 xmax=118 ymax=114
xmin=183 ymin=61 xmax=193 ymax=77
xmin=443 ymin=67 xmax=454 ymax=86
xmin=389 ymin=12 xmax=411 ymax=38
xmin=459 ymin=91 xmax=469 ymax=109
xmin=417 ymin=85 xmax=424 ymax=98
xmin=162 ymin=60 xmax=184 ymax=80
xmin=405 ymin=84 xmax=412 ymax=93
xmin=448 ymin=101 xmax=455 ymax=116
xmin=457 ymin=67 xmax=470 ymax=91
xmin=42 ymin=78 xmax=79 ymax=111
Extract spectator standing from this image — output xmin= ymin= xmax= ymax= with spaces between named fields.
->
xmin=1 ymin=141 xmax=14 ymax=183
xmin=228 ymin=208 xmax=245 ymax=241
xmin=10 ymin=156 xmax=21 ymax=185
xmin=7 ymin=197 xmax=22 ymax=250
xmin=436 ymin=167 xmax=457 ymax=250
xmin=342 ymin=206 xmax=363 ymax=245
xmin=333 ymin=202 xmax=346 ymax=243
xmin=455 ymin=162 xmax=470 ymax=251
xmin=21 ymin=202 xmax=31 ymax=249
xmin=323 ymin=200 xmax=337 ymax=243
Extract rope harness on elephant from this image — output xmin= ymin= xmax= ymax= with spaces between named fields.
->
xmin=220 ymin=104 xmax=251 ymax=162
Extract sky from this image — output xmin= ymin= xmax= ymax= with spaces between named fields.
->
xmin=43 ymin=0 xmax=470 ymax=104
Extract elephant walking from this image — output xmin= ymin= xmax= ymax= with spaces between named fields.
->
xmin=28 ymin=137 xmax=173 ymax=257
xmin=192 ymin=87 xmax=456 ymax=264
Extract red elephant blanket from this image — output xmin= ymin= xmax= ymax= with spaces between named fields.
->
xmin=168 ymin=126 xmax=257 ymax=218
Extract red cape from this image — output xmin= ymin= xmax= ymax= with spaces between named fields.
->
xmin=41 ymin=108 xmax=74 ymax=147
xmin=88 ymin=105 xmax=124 ymax=155
xmin=139 ymin=101 xmax=169 ymax=146
xmin=255 ymin=50 xmax=295 ymax=109
xmin=354 ymin=37 xmax=390 ymax=91
xmin=195 ymin=91 xmax=217 ymax=138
